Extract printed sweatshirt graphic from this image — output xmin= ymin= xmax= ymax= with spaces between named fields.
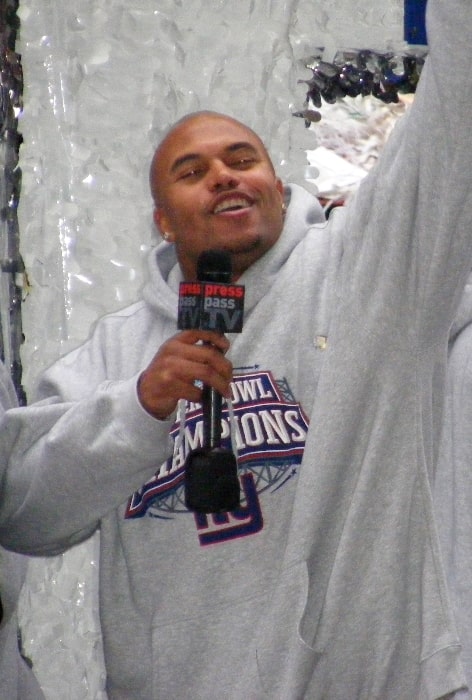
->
xmin=126 ymin=369 xmax=309 ymax=544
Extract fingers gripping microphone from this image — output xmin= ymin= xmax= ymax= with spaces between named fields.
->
xmin=179 ymin=250 xmax=244 ymax=513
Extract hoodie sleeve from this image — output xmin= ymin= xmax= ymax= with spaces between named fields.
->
xmin=0 ymin=362 xmax=18 ymax=414
xmin=336 ymin=0 xmax=472 ymax=346
xmin=0 ymin=322 xmax=175 ymax=556
xmin=248 ymin=3 xmax=472 ymax=698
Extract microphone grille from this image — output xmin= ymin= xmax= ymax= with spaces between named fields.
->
xmin=197 ymin=249 xmax=232 ymax=283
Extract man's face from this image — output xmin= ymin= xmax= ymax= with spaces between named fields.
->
xmin=152 ymin=113 xmax=285 ymax=281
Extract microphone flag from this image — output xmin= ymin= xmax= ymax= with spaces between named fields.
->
xmin=177 ymin=281 xmax=245 ymax=333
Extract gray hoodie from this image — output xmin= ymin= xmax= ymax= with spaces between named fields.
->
xmin=0 ymin=1 xmax=472 ymax=698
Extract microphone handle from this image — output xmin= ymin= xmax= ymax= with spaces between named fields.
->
xmin=201 ymin=384 xmax=222 ymax=449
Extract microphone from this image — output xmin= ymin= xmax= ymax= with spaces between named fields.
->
xmin=180 ymin=249 xmax=243 ymax=513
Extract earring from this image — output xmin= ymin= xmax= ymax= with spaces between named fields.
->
xmin=282 ymin=202 xmax=287 ymax=215
xmin=162 ymin=232 xmax=170 ymax=241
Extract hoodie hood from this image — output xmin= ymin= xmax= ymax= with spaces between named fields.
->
xmin=141 ymin=183 xmax=326 ymax=320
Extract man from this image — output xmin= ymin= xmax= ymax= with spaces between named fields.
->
xmin=0 ymin=361 xmax=44 ymax=700
xmin=0 ymin=0 xmax=471 ymax=697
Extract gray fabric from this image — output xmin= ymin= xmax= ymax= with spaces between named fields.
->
xmin=0 ymin=362 xmax=44 ymax=700
xmin=434 ymin=276 xmax=472 ymax=700
xmin=0 ymin=1 xmax=471 ymax=697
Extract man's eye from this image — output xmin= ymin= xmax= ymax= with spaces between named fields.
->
xmin=230 ymin=157 xmax=256 ymax=169
xmin=179 ymin=168 xmax=203 ymax=180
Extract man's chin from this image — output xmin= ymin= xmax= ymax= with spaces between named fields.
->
xmin=224 ymin=239 xmax=273 ymax=278
xmin=217 ymin=236 xmax=266 ymax=262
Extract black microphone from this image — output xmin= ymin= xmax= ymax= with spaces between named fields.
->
xmin=183 ymin=249 xmax=241 ymax=513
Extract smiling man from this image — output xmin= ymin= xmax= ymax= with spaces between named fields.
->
xmin=1 ymin=2 xmax=472 ymax=698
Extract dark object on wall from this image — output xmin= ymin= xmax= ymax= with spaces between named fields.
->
xmin=404 ymin=0 xmax=428 ymax=45
xmin=0 ymin=0 xmax=25 ymax=405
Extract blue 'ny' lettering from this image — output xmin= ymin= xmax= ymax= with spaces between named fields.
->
xmin=194 ymin=472 xmax=263 ymax=545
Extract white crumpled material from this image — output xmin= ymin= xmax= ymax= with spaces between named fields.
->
xmin=16 ymin=0 xmax=403 ymax=697
xmin=309 ymin=94 xmax=409 ymax=201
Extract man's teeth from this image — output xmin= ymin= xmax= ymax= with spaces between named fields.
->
xmin=213 ymin=197 xmax=249 ymax=214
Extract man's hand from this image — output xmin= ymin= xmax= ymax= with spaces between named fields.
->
xmin=137 ymin=330 xmax=232 ymax=420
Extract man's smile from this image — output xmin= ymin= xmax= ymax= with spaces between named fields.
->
xmin=211 ymin=193 xmax=253 ymax=215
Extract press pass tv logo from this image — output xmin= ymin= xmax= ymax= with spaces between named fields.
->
xmin=177 ymin=281 xmax=245 ymax=333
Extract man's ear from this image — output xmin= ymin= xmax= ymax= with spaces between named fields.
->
xmin=276 ymin=177 xmax=284 ymax=200
xmin=153 ymin=206 xmax=164 ymax=231
xmin=153 ymin=207 xmax=174 ymax=242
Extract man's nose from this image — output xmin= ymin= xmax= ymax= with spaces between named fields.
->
xmin=208 ymin=161 xmax=239 ymax=190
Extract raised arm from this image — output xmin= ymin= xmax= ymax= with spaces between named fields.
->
xmin=335 ymin=0 xmax=472 ymax=347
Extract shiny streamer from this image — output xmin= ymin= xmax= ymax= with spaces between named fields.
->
xmin=294 ymin=47 xmax=427 ymax=126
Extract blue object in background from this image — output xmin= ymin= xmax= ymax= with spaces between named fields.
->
xmin=404 ymin=0 xmax=428 ymax=45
